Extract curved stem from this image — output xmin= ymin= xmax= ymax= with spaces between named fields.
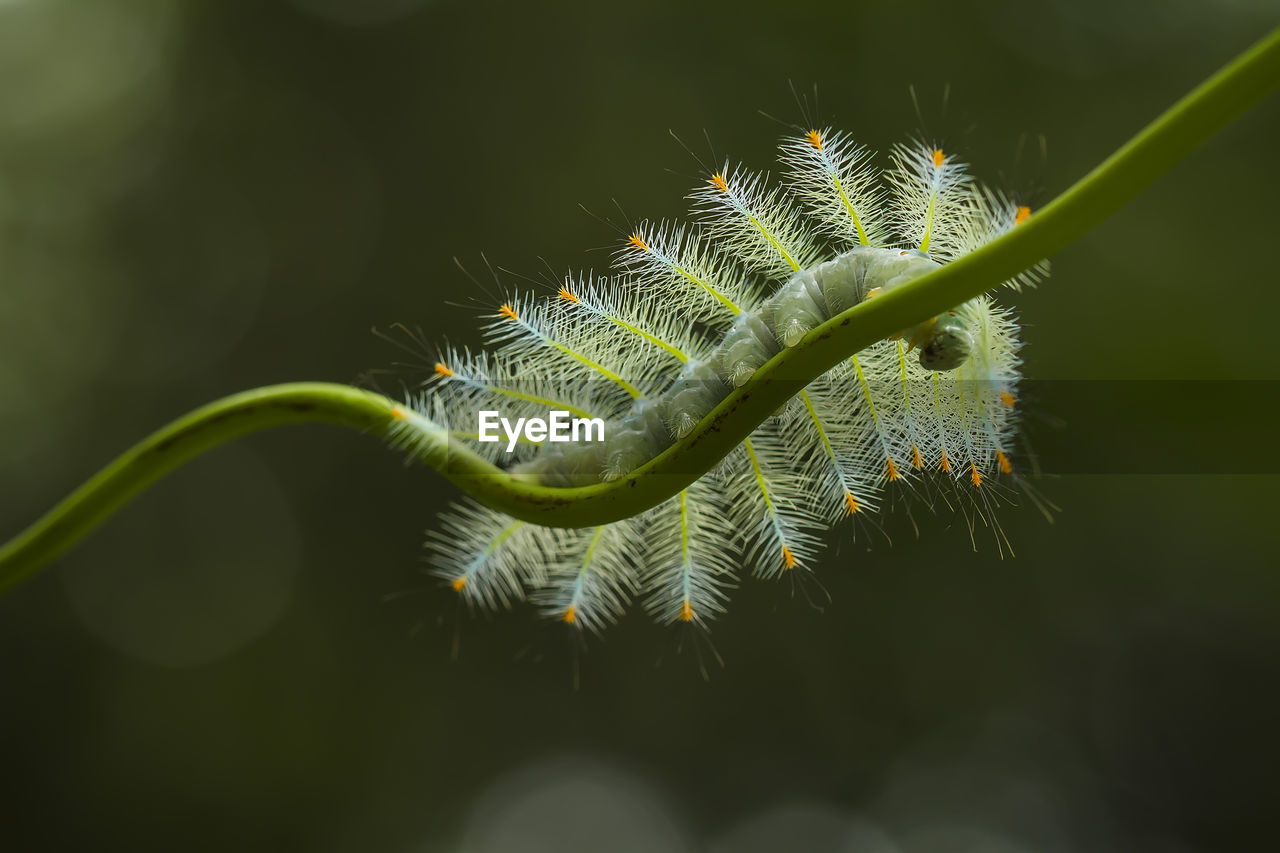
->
xmin=0 ymin=385 xmax=401 ymax=592
xmin=2 ymin=28 xmax=1277 ymax=591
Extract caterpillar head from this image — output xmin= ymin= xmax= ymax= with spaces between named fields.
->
xmin=917 ymin=312 xmax=974 ymax=371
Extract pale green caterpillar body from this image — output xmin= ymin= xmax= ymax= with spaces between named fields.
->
xmin=409 ymin=129 xmax=1044 ymax=631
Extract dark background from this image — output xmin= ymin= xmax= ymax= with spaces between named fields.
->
xmin=2 ymin=1 xmax=1278 ymax=850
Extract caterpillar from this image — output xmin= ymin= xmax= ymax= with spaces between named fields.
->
xmin=396 ymin=126 xmax=1047 ymax=633
xmin=1 ymin=31 xmax=1273 ymax=618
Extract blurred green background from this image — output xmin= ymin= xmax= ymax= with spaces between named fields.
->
xmin=2 ymin=1 xmax=1278 ymax=850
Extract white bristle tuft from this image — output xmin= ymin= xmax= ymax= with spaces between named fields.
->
xmin=887 ymin=142 xmax=972 ymax=258
xmin=689 ymin=164 xmax=823 ymax=278
xmin=641 ymin=480 xmax=742 ymax=626
xmin=615 ymin=219 xmax=761 ymax=319
xmin=427 ymin=499 xmax=560 ymax=610
xmin=781 ymin=128 xmax=888 ymax=248
xmin=534 ymin=522 xmax=642 ymax=634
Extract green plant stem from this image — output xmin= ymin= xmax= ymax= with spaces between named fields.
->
xmin=2 ymin=28 xmax=1277 ymax=591
xmin=0 ymin=385 xmax=397 ymax=591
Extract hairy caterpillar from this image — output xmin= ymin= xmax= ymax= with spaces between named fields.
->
xmin=398 ymin=126 xmax=1046 ymax=632
xmin=0 ymin=29 xmax=1272 ymax=647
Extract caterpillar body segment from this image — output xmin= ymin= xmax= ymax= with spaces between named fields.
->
xmin=661 ymin=359 xmax=725 ymax=440
xmin=413 ymin=129 xmax=1042 ymax=634
xmin=714 ymin=310 xmax=780 ymax=388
